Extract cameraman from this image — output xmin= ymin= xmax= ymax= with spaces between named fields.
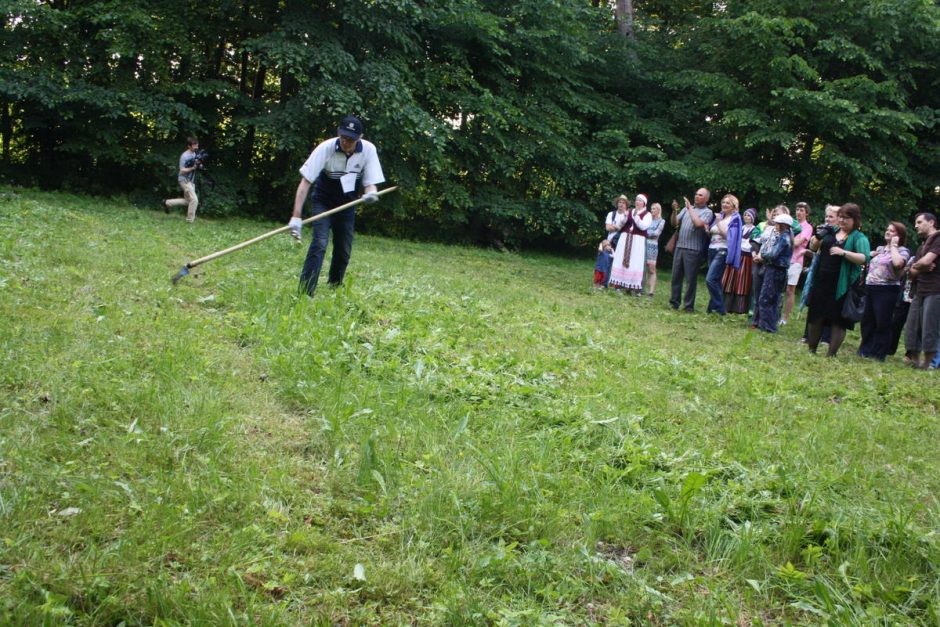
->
xmin=162 ymin=136 xmax=201 ymax=223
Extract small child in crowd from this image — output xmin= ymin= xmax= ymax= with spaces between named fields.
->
xmin=594 ymin=239 xmax=614 ymax=288
xmin=754 ymin=214 xmax=794 ymax=333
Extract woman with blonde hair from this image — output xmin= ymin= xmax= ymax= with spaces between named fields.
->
xmin=800 ymin=204 xmax=840 ymax=343
xmin=704 ymin=194 xmax=742 ymax=315
xmin=645 ymin=202 xmax=666 ymax=297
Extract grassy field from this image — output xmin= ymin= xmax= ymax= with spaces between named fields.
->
xmin=1 ymin=189 xmax=938 ymax=625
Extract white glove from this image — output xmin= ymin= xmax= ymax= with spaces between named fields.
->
xmin=288 ymin=217 xmax=303 ymax=240
xmin=361 ymin=191 xmax=379 ymax=204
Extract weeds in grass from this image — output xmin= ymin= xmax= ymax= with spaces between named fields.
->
xmin=1 ymin=189 xmax=938 ymax=624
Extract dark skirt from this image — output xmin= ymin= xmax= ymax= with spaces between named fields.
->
xmin=806 ymin=255 xmax=856 ymax=330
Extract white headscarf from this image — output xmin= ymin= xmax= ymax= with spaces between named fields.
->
xmin=635 ymin=194 xmax=648 ymax=209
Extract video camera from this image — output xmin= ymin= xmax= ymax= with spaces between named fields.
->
xmin=184 ymin=149 xmax=209 ymax=170
xmin=815 ymin=223 xmax=837 ymax=239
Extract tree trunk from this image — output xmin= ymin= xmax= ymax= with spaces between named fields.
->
xmin=791 ymin=134 xmax=816 ymax=200
xmin=615 ymin=0 xmax=635 ymax=40
xmin=1 ymin=101 xmax=11 ymax=164
xmin=239 ymin=0 xmax=252 ymax=94
xmin=242 ymin=63 xmax=267 ymax=175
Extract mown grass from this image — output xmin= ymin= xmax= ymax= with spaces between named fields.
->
xmin=1 ymin=188 xmax=938 ymax=625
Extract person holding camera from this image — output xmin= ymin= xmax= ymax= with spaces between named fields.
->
xmin=289 ymin=115 xmax=384 ymax=296
xmin=162 ymin=136 xmax=202 ymax=223
xmin=805 ymin=203 xmax=870 ymax=357
xmin=799 ymin=204 xmax=840 ymax=343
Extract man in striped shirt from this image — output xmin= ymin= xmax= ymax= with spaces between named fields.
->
xmin=669 ymin=188 xmax=714 ymax=312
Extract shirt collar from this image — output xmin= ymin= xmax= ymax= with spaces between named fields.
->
xmin=334 ymin=139 xmax=363 ymax=154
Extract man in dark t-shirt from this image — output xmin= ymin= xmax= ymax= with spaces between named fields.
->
xmin=903 ymin=212 xmax=940 ymax=368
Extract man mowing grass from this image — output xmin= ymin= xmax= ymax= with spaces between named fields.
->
xmin=288 ymin=115 xmax=385 ymax=296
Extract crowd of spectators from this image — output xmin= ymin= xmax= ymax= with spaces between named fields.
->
xmin=595 ymin=189 xmax=940 ymax=368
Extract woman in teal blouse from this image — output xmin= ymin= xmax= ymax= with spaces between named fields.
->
xmin=805 ymin=203 xmax=871 ymax=356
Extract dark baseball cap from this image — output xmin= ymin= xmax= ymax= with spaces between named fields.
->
xmin=338 ymin=115 xmax=363 ymax=139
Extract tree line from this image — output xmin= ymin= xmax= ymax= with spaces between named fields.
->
xmin=2 ymin=0 xmax=938 ymax=250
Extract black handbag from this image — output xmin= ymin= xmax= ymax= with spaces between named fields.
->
xmin=841 ymin=273 xmax=866 ymax=322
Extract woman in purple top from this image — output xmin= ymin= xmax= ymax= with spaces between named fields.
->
xmin=858 ymin=222 xmax=911 ymax=360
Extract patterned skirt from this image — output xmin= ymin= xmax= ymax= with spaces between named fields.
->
xmin=721 ymin=253 xmax=753 ymax=314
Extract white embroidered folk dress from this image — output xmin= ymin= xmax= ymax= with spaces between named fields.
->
xmin=609 ymin=209 xmax=652 ymax=290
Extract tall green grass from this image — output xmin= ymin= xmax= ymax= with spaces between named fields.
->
xmin=1 ymin=189 xmax=938 ymax=624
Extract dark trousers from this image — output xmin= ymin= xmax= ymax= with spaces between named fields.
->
xmin=751 ymin=263 xmax=766 ymax=326
xmin=300 ymin=204 xmax=356 ymax=295
xmin=670 ymin=247 xmax=703 ymax=311
xmin=749 ymin=263 xmax=764 ymax=323
xmin=887 ymin=300 xmax=911 ymax=355
xmin=858 ymin=284 xmax=900 ymax=360
xmin=757 ymin=266 xmax=786 ymax=332
xmin=904 ymin=293 xmax=940 ymax=354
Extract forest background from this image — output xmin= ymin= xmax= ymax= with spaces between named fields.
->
xmin=2 ymin=0 xmax=939 ymax=251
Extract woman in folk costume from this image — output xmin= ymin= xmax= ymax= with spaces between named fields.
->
xmin=722 ymin=207 xmax=757 ymax=314
xmin=609 ymin=194 xmax=653 ymax=293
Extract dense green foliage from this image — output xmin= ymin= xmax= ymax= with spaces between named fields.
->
xmin=2 ymin=190 xmax=939 ymax=623
xmin=2 ymin=1 xmax=939 ymax=247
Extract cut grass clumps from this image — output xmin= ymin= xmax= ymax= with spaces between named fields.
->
xmin=1 ymin=188 xmax=938 ymax=624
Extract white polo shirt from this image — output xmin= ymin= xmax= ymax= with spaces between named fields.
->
xmin=299 ymin=137 xmax=384 ymax=206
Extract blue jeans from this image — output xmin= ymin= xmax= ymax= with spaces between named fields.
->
xmin=705 ymin=248 xmax=727 ymax=314
xmin=300 ymin=203 xmax=356 ymax=295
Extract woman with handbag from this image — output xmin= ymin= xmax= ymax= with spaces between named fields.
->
xmin=805 ymin=203 xmax=871 ymax=356
xmin=857 ymin=222 xmax=910 ymax=361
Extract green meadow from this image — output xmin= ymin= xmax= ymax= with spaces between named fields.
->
xmin=1 ymin=190 xmax=938 ymax=625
